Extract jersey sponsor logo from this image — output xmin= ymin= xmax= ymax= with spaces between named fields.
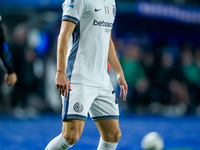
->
xmin=95 ymin=8 xmax=101 ymax=12
xmin=73 ymin=102 xmax=83 ymax=113
xmin=93 ymin=19 xmax=113 ymax=28
xmin=105 ymin=28 xmax=111 ymax=33
xmin=104 ymin=6 xmax=109 ymax=15
xmin=68 ymin=0 xmax=74 ymax=8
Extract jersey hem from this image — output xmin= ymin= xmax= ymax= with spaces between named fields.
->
xmin=70 ymin=82 xmax=114 ymax=90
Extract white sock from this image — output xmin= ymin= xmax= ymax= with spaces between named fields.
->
xmin=45 ymin=134 xmax=73 ymax=150
xmin=97 ymin=137 xmax=118 ymax=150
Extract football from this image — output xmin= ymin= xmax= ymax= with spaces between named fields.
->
xmin=141 ymin=132 xmax=164 ymax=150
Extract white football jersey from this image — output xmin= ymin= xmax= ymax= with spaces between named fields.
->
xmin=62 ymin=0 xmax=116 ymax=89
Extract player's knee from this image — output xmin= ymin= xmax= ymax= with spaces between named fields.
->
xmin=105 ymin=129 xmax=121 ymax=142
xmin=113 ymin=129 xmax=121 ymax=142
xmin=62 ymin=131 xmax=80 ymax=145
xmin=67 ymin=134 xmax=79 ymax=145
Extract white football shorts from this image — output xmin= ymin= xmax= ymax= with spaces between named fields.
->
xmin=61 ymin=83 xmax=119 ymax=121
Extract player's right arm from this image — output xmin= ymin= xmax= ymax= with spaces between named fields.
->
xmin=55 ymin=21 xmax=76 ymax=98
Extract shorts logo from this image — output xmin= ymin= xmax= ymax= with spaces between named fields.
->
xmin=68 ymin=0 xmax=74 ymax=9
xmin=112 ymin=90 xmax=118 ymax=104
xmin=73 ymin=102 xmax=83 ymax=113
xmin=115 ymin=98 xmax=118 ymax=104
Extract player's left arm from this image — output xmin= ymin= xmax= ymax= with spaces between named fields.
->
xmin=108 ymin=34 xmax=128 ymax=101
xmin=0 ymin=22 xmax=17 ymax=86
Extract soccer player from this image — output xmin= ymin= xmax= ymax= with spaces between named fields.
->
xmin=0 ymin=16 xmax=17 ymax=87
xmin=45 ymin=0 xmax=128 ymax=149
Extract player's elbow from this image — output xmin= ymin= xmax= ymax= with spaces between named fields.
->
xmin=57 ymin=34 xmax=63 ymax=42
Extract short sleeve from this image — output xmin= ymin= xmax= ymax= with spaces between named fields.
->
xmin=62 ymin=0 xmax=87 ymax=25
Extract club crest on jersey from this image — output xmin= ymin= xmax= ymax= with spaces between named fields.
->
xmin=68 ymin=0 xmax=74 ymax=9
xmin=112 ymin=5 xmax=116 ymax=17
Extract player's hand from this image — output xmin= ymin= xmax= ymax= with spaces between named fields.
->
xmin=55 ymin=71 xmax=72 ymax=98
xmin=117 ymin=74 xmax=128 ymax=101
xmin=4 ymin=73 xmax=17 ymax=87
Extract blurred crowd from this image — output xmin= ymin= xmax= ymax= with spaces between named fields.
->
xmin=0 ymin=8 xmax=200 ymax=118
xmin=0 ymin=12 xmax=62 ymax=118
xmin=117 ymin=0 xmax=199 ymax=7
xmin=112 ymin=34 xmax=200 ymax=116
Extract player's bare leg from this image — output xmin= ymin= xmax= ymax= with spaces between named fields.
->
xmin=95 ymin=119 xmax=121 ymax=150
xmin=62 ymin=119 xmax=85 ymax=145
xmin=45 ymin=119 xmax=85 ymax=150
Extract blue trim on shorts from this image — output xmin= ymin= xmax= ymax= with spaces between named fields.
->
xmin=92 ymin=115 xmax=119 ymax=121
xmin=62 ymin=114 xmax=87 ymax=121
xmin=62 ymin=92 xmax=70 ymax=120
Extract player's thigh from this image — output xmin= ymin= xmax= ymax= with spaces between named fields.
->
xmin=62 ymin=119 xmax=85 ymax=139
xmin=61 ymin=84 xmax=98 ymax=140
xmin=95 ymin=119 xmax=121 ymax=142
xmin=91 ymin=88 xmax=121 ymax=142
xmin=89 ymin=88 xmax=119 ymax=121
